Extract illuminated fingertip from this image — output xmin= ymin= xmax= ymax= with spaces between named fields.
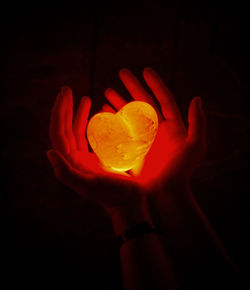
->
xmin=104 ymin=88 xmax=114 ymax=95
xmin=194 ymin=96 xmax=202 ymax=104
xmin=119 ymin=68 xmax=130 ymax=76
xmin=143 ymin=67 xmax=153 ymax=73
xmin=61 ymin=86 xmax=72 ymax=96
xmin=81 ymin=96 xmax=91 ymax=105
xmin=143 ymin=67 xmax=156 ymax=76
xmin=192 ymin=96 xmax=203 ymax=112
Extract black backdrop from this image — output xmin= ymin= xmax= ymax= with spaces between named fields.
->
xmin=1 ymin=1 xmax=250 ymax=289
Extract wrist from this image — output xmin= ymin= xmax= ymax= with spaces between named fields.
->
xmin=110 ymin=196 xmax=152 ymax=236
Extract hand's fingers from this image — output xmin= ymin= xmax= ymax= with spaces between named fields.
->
xmin=187 ymin=97 xmax=206 ymax=148
xmin=119 ymin=68 xmax=163 ymax=121
xmin=119 ymin=68 xmax=153 ymax=103
xmin=62 ymin=87 xmax=77 ymax=151
xmin=104 ymin=88 xmax=127 ymax=110
xmin=47 ymin=149 xmax=94 ymax=196
xmin=143 ymin=67 xmax=182 ymax=121
xmin=102 ymin=104 xmax=116 ymax=113
xmin=73 ymin=96 xmax=91 ymax=150
xmin=49 ymin=89 xmax=70 ymax=154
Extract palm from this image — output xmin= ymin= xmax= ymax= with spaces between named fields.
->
xmin=102 ymin=68 xmax=206 ymax=190
xmin=69 ymin=149 xmax=101 ymax=174
xmin=47 ymin=68 xmax=206 ymax=207
xmin=140 ymin=121 xmax=187 ymax=183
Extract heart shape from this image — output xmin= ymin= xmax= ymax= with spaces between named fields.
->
xmin=87 ymin=101 xmax=158 ymax=172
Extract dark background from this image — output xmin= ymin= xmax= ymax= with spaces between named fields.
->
xmin=1 ymin=0 xmax=250 ymax=288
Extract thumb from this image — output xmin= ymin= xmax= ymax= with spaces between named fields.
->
xmin=187 ymin=97 xmax=206 ymax=149
xmin=46 ymin=149 xmax=72 ymax=180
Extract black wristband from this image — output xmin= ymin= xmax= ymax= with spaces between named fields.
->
xmin=117 ymin=221 xmax=156 ymax=247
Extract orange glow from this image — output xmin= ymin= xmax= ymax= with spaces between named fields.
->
xmin=87 ymin=101 xmax=158 ymax=172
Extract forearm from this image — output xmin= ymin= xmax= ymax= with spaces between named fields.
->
xmin=110 ymin=197 xmax=177 ymax=290
xmin=148 ymin=185 xmax=247 ymax=289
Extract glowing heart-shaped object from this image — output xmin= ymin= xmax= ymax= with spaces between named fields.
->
xmin=87 ymin=101 xmax=158 ymax=172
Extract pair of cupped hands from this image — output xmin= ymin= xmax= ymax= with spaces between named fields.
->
xmin=47 ymin=68 xmax=206 ymax=217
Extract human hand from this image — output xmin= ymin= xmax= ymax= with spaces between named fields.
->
xmin=47 ymin=87 xmax=146 ymax=221
xmin=102 ymin=68 xmax=206 ymax=194
xmin=47 ymin=66 xmax=206 ymax=216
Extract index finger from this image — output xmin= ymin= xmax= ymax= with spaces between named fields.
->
xmin=119 ymin=68 xmax=163 ymax=121
xmin=143 ymin=68 xmax=182 ymax=121
xmin=104 ymin=88 xmax=127 ymax=110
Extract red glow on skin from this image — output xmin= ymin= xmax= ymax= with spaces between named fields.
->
xmin=101 ymin=68 xmax=206 ymax=190
xmin=48 ymin=68 xmax=206 ymax=209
